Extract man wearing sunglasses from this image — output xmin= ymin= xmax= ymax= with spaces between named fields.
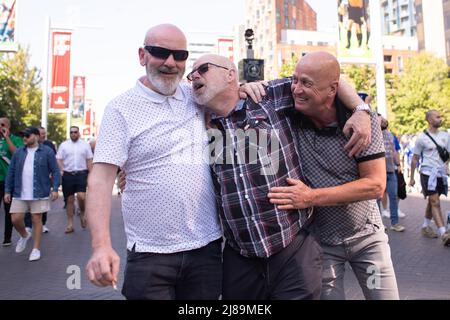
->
xmin=56 ymin=126 xmax=93 ymax=234
xmin=0 ymin=117 xmax=23 ymax=247
xmin=4 ymin=127 xmax=60 ymax=261
xmin=86 ymin=24 xmax=222 ymax=300
xmin=188 ymin=53 xmax=379 ymax=300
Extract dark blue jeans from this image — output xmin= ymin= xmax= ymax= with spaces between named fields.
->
xmin=386 ymin=172 xmax=399 ymax=225
xmin=122 ymin=238 xmax=222 ymax=300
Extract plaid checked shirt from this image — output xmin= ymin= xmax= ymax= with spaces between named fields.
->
xmin=210 ymin=78 xmax=311 ymax=258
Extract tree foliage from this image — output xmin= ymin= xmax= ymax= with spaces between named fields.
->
xmin=279 ymin=55 xmax=299 ymax=78
xmin=388 ymin=53 xmax=450 ymax=135
xmin=341 ymin=64 xmax=377 ymax=104
xmin=0 ymin=47 xmax=66 ymax=144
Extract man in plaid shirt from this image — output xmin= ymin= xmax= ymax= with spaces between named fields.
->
xmin=188 ymin=53 xmax=370 ymax=299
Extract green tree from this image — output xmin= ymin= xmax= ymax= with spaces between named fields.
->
xmin=279 ymin=55 xmax=298 ymax=78
xmin=0 ymin=46 xmax=66 ymax=143
xmin=341 ymin=64 xmax=377 ymax=106
xmin=389 ymin=53 xmax=450 ymax=135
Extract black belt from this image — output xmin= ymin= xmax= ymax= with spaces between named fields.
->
xmin=64 ymin=170 xmax=88 ymax=176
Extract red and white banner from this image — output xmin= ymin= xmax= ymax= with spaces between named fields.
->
xmin=50 ymin=31 xmax=72 ymax=109
xmin=72 ymin=76 xmax=85 ymax=117
xmin=217 ymin=38 xmax=234 ymax=62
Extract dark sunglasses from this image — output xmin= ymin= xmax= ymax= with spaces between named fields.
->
xmin=23 ymin=134 xmax=31 ymax=138
xmin=187 ymin=63 xmax=229 ymax=81
xmin=70 ymin=131 xmax=79 ymax=134
xmin=144 ymin=45 xmax=189 ymax=61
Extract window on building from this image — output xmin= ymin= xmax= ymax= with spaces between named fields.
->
xmin=285 ymin=17 xmax=289 ymax=28
xmin=385 ymin=68 xmax=393 ymax=74
xmin=317 ymin=42 xmax=328 ymax=46
xmin=291 ymin=0 xmax=296 ymax=5
xmin=277 ymin=10 xmax=281 ymax=24
xmin=384 ymin=55 xmax=392 ymax=62
xmin=292 ymin=17 xmax=296 ymax=29
xmin=307 ymin=41 xmax=313 ymax=46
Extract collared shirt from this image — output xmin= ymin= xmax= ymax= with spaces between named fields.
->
xmin=56 ymin=139 xmax=93 ymax=171
xmin=210 ymin=77 xmax=311 ymax=258
xmin=94 ymin=79 xmax=221 ymax=253
xmin=291 ymin=100 xmax=386 ymax=246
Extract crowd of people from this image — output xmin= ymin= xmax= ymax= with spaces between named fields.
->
xmin=1 ymin=22 xmax=449 ymax=300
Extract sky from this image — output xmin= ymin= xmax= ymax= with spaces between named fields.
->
xmin=13 ymin=0 xmax=337 ymax=123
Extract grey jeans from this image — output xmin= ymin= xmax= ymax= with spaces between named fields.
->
xmin=321 ymin=229 xmax=399 ymax=300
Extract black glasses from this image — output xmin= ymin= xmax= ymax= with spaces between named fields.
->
xmin=23 ymin=134 xmax=31 ymax=138
xmin=70 ymin=131 xmax=78 ymax=134
xmin=187 ymin=63 xmax=229 ymax=81
xmin=144 ymin=45 xmax=189 ymax=61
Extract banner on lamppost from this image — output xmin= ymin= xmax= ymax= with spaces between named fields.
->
xmin=0 ymin=0 xmax=18 ymax=52
xmin=337 ymin=0 xmax=374 ymax=63
xmin=50 ymin=31 xmax=72 ymax=110
xmin=217 ymin=38 xmax=234 ymax=62
xmin=72 ymin=76 xmax=85 ymax=117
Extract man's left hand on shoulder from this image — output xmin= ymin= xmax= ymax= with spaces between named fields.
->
xmin=343 ymin=109 xmax=372 ymax=158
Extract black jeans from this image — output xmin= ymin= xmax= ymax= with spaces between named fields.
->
xmin=0 ymin=182 xmax=12 ymax=243
xmin=222 ymin=230 xmax=323 ymax=300
xmin=122 ymin=238 xmax=223 ymax=300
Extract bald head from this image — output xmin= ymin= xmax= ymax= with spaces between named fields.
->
xmin=144 ymin=24 xmax=187 ymax=49
xmin=297 ymin=52 xmax=340 ymax=84
xmin=193 ymin=54 xmax=237 ymax=82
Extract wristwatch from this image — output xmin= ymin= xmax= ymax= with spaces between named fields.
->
xmin=353 ymin=103 xmax=371 ymax=114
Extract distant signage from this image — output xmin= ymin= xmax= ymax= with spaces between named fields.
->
xmin=0 ymin=0 xmax=17 ymax=52
xmin=217 ymin=38 xmax=234 ymax=62
xmin=50 ymin=31 xmax=72 ymax=110
xmin=72 ymin=76 xmax=85 ymax=117
xmin=337 ymin=0 xmax=374 ymax=63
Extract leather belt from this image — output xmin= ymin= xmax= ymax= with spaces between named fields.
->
xmin=64 ymin=170 xmax=88 ymax=176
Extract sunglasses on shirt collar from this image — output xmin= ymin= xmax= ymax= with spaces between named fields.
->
xmin=144 ymin=45 xmax=189 ymax=61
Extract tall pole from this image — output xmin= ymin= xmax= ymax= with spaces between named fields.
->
xmin=371 ymin=0 xmax=387 ymax=117
xmin=41 ymin=16 xmax=51 ymax=129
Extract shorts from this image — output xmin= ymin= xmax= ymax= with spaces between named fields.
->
xmin=62 ymin=172 xmax=88 ymax=199
xmin=420 ymin=173 xmax=447 ymax=197
xmin=10 ymin=199 xmax=51 ymax=214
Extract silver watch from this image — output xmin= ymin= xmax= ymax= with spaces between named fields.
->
xmin=353 ymin=103 xmax=371 ymax=114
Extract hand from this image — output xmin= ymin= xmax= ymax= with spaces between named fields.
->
xmin=50 ymin=191 xmax=58 ymax=201
xmin=1 ymin=128 xmax=9 ymax=138
xmin=238 ymin=81 xmax=268 ymax=103
xmin=343 ymin=111 xmax=372 ymax=157
xmin=86 ymin=246 xmax=120 ymax=287
xmin=267 ymin=178 xmax=315 ymax=210
xmin=4 ymin=193 xmax=11 ymax=204
xmin=409 ymin=177 xmax=415 ymax=187
xmin=117 ymin=170 xmax=126 ymax=192
xmin=60 ymin=170 xmax=64 ymax=177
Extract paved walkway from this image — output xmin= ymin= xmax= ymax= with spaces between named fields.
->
xmin=1 ymin=191 xmax=449 ymax=300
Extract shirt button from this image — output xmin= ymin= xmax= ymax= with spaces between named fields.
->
xmin=239 ymin=174 xmax=243 ymax=178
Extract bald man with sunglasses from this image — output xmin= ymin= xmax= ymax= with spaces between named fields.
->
xmin=85 ymin=24 xmax=223 ymax=300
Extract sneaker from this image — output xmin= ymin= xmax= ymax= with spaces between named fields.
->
xmin=42 ymin=226 xmax=50 ymax=233
xmin=29 ymin=248 xmax=41 ymax=261
xmin=2 ymin=240 xmax=12 ymax=247
xmin=15 ymin=233 xmax=31 ymax=253
xmin=421 ymin=226 xmax=438 ymax=238
xmin=390 ymin=224 xmax=405 ymax=232
xmin=398 ymin=210 xmax=406 ymax=218
xmin=442 ymin=233 xmax=450 ymax=246
xmin=382 ymin=210 xmax=390 ymax=218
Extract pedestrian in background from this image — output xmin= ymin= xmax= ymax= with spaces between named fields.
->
xmin=0 ymin=117 xmax=23 ymax=247
xmin=4 ymin=127 xmax=60 ymax=261
xmin=56 ymin=126 xmax=93 ymax=233
xmin=410 ymin=110 xmax=450 ymax=245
